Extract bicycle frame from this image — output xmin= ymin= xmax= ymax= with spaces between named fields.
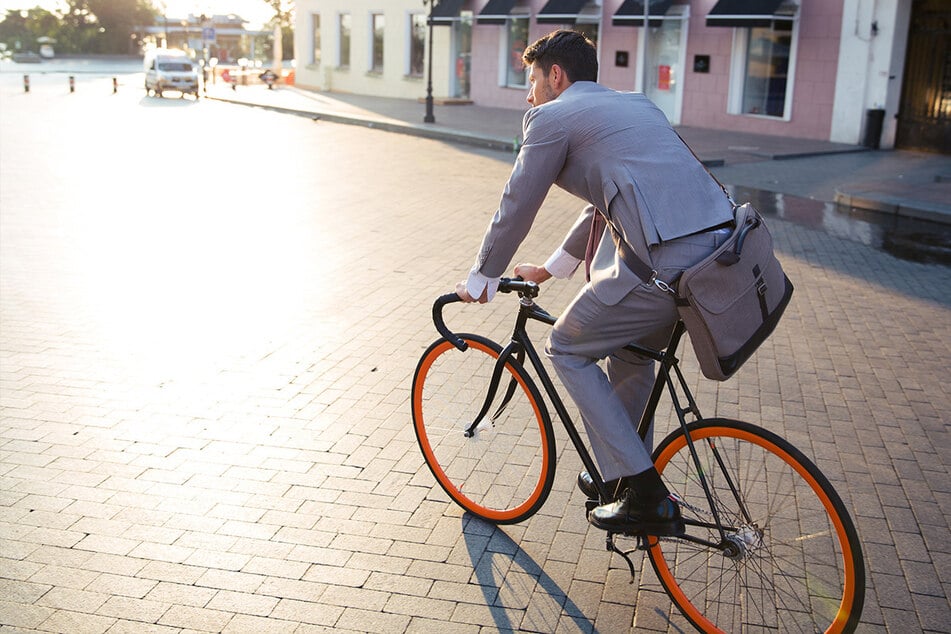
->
xmin=434 ymin=279 xmax=748 ymax=550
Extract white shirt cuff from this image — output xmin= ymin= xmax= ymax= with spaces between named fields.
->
xmin=544 ymin=248 xmax=582 ymax=279
xmin=466 ymin=268 xmax=499 ymax=303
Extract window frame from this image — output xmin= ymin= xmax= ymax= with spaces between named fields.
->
xmin=310 ymin=13 xmax=321 ymax=67
xmin=500 ymin=14 xmax=530 ymax=88
xmin=369 ymin=12 xmax=385 ymax=73
xmin=407 ymin=12 xmax=427 ymax=78
xmin=337 ymin=12 xmax=351 ymax=69
xmin=727 ymin=16 xmax=799 ymax=121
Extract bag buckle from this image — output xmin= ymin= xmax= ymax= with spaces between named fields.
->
xmin=650 ymin=270 xmax=676 ymax=295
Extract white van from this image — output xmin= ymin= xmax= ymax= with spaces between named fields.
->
xmin=144 ymin=49 xmax=200 ymax=99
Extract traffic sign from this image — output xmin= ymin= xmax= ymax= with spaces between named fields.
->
xmin=201 ymin=27 xmax=216 ymax=42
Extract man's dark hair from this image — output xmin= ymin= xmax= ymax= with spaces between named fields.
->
xmin=522 ymin=30 xmax=598 ymax=83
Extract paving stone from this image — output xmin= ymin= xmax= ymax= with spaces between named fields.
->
xmin=2 ymin=80 xmax=949 ymax=634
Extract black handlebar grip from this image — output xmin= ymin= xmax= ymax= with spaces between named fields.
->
xmin=433 ymin=293 xmax=468 ymax=351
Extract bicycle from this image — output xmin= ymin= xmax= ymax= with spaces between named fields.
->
xmin=411 ymin=278 xmax=865 ymax=633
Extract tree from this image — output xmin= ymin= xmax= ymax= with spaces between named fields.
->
xmin=0 ymin=0 xmax=156 ymax=55
xmin=85 ymin=0 xmax=155 ymax=53
xmin=264 ymin=1 xmax=294 ymax=27
xmin=263 ymin=1 xmax=294 ymax=61
xmin=0 ymin=8 xmax=61 ymax=54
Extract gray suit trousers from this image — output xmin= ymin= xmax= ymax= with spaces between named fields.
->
xmin=546 ymin=228 xmax=729 ymax=481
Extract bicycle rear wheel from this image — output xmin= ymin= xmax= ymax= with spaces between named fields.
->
xmin=649 ymin=418 xmax=865 ymax=633
xmin=411 ymin=334 xmax=555 ymax=524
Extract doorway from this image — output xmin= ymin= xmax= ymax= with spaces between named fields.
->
xmin=638 ymin=5 xmax=688 ymax=125
xmin=451 ymin=11 xmax=473 ymax=100
xmin=896 ymin=0 xmax=950 ymax=153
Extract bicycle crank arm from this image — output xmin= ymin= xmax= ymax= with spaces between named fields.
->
xmin=606 ymin=533 xmax=639 ymax=584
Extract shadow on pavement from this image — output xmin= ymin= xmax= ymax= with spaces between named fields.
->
xmin=463 ymin=515 xmax=595 ymax=632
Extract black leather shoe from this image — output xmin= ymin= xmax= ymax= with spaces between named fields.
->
xmin=577 ymin=471 xmax=621 ymax=500
xmin=588 ymin=488 xmax=686 ymax=536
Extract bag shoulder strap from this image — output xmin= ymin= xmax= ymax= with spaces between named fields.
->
xmin=674 ymin=130 xmax=735 ymax=205
xmin=605 ymin=218 xmax=654 ymax=284
xmin=605 ymin=131 xmax=734 ymax=286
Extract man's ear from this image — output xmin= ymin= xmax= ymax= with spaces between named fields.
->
xmin=550 ymin=63 xmax=571 ymax=90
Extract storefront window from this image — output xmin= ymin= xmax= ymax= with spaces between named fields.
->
xmin=409 ymin=14 xmax=426 ymax=76
xmin=311 ymin=14 xmax=320 ymax=66
xmin=573 ymin=22 xmax=599 ymax=49
xmin=338 ymin=13 xmax=351 ymax=68
xmin=371 ymin=13 xmax=385 ymax=72
xmin=742 ymin=22 xmax=792 ymax=117
xmin=505 ymin=17 xmax=529 ymax=87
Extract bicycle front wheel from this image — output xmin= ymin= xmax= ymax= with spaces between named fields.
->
xmin=649 ymin=418 xmax=865 ymax=633
xmin=411 ymin=334 xmax=555 ymax=524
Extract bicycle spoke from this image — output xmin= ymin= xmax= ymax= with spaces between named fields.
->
xmin=649 ymin=420 xmax=864 ymax=633
xmin=412 ymin=336 xmax=555 ymax=524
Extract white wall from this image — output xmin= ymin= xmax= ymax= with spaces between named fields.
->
xmin=294 ymin=0 xmax=455 ymax=100
xmin=830 ymin=0 xmax=910 ymax=148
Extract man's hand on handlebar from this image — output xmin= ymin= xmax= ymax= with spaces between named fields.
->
xmin=513 ymin=263 xmax=552 ymax=284
xmin=455 ymin=281 xmax=490 ymax=304
xmin=457 ymin=265 xmax=550 ymax=303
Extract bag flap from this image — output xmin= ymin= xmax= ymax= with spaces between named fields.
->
xmin=679 ymin=208 xmax=782 ymax=314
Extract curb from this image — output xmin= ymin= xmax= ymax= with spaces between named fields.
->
xmin=207 ymin=91 xmax=951 ymax=228
xmin=834 ymin=189 xmax=951 ymax=225
xmin=206 ymin=94 xmax=517 ymax=153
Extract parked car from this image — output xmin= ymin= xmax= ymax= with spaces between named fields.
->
xmin=144 ymin=49 xmax=199 ymax=99
xmin=12 ymin=51 xmax=41 ymax=63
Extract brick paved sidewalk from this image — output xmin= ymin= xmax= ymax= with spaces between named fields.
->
xmin=2 ymin=83 xmax=950 ymax=633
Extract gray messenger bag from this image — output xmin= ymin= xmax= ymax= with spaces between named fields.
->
xmin=610 ymin=201 xmax=794 ymax=381
xmin=673 ymin=202 xmax=794 ymax=381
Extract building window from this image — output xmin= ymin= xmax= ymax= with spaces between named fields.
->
xmin=338 ymin=13 xmax=351 ymax=68
xmin=573 ymin=22 xmax=599 ymax=49
xmin=409 ymin=13 xmax=426 ymax=77
xmin=311 ymin=14 xmax=321 ymax=66
xmin=370 ymin=13 xmax=384 ymax=72
xmin=729 ymin=19 xmax=796 ymax=119
xmin=504 ymin=16 xmax=529 ymax=87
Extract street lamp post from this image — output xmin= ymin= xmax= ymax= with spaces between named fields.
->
xmin=424 ymin=0 xmax=436 ymax=123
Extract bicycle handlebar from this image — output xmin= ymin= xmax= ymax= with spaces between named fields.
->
xmin=433 ymin=292 xmax=467 ymax=351
xmin=432 ymin=277 xmax=541 ymax=352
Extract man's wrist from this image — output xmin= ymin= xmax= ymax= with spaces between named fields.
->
xmin=544 ymin=248 xmax=582 ymax=279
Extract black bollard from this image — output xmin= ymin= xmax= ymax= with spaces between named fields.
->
xmin=23 ymin=75 xmax=29 ymax=93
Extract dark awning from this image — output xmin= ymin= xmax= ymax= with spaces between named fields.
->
xmin=431 ymin=0 xmax=466 ymax=26
xmin=612 ymin=0 xmax=673 ymax=27
xmin=478 ymin=0 xmax=518 ymax=24
xmin=706 ymin=0 xmax=787 ymax=28
xmin=536 ymin=0 xmax=589 ymax=25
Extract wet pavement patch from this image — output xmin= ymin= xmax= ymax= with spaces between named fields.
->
xmin=729 ymin=185 xmax=951 ymax=267
xmin=882 ymin=231 xmax=951 ymax=264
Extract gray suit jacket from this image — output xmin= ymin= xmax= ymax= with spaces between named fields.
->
xmin=473 ymin=81 xmax=734 ymax=305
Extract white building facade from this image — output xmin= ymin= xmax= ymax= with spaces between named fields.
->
xmin=293 ymin=0 xmax=949 ymax=153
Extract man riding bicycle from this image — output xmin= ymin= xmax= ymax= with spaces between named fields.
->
xmin=455 ymin=30 xmax=734 ymax=536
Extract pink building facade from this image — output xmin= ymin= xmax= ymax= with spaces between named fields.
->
xmin=463 ymin=0 xmax=842 ymax=141
xmin=295 ymin=1 xmax=935 ymax=150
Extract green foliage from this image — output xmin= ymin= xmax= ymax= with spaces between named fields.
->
xmin=0 ymin=8 xmax=60 ymax=53
xmin=0 ymin=0 xmax=157 ymax=55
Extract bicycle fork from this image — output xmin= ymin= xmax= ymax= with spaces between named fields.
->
xmin=463 ymin=340 xmax=526 ymax=438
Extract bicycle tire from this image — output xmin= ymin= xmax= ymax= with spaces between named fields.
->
xmin=648 ymin=418 xmax=865 ymax=633
xmin=411 ymin=334 xmax=556 ymax=524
